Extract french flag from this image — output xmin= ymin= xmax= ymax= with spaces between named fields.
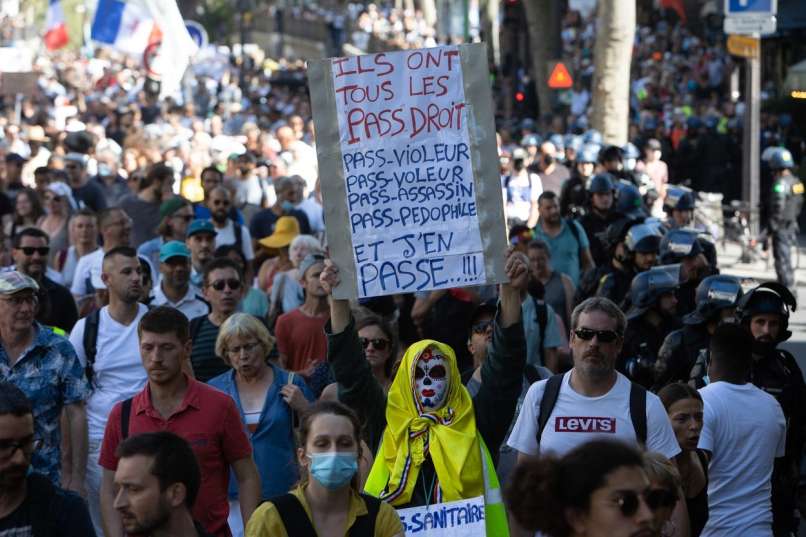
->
xmin=91 ymin=0 xmax=161 ymax=56
xmin=44 ymin=0 xmax=69 ymax=51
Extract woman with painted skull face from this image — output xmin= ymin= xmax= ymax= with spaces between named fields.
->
xmin=320 ymin=250 xmax=529 ymax=536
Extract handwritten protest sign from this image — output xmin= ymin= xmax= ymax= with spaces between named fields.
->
xmin=396 ymin=495 xmax=486 ymax=536
xmin=309 ymin=44 xmax=507 ymax=299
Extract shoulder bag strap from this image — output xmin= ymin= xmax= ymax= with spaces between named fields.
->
xmin=350 ymin=494 xmax=381 ymax=537
xmin=268 ymin=494 xmax=318 ymax=537
xmin=537 ymin=374 xmax=565 ymax=445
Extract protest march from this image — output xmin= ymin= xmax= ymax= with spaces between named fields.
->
xmin=0 ymin=1 xmax=805 ymax=537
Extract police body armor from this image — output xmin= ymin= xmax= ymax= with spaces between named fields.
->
xmin=654 ymin=324 xmax=710 ymax=391
xmin=771 ymin=174 xmax=804 ymax=226
xmin=597 ymin=268 xmax=634 ymax=308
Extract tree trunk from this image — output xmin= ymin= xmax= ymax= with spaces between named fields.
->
xmin=591 ymin=0 xmax=635 ymax=145
xmin=419 ymin=0 xmax=438 ymax=30
xmin=523 ymin=0 xmax=552 ymax=119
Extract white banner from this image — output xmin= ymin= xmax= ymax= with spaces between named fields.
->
xmin=396 ymin=495 xmax=486 ymax=536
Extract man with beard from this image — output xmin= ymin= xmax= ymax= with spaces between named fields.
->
xmin=207 ymin=186 xmax=254 ymax=264
xmin=654 ymin=275 xmax=743 ymax=390
xmin=659 ymin=229 xmax=712 ymax=317
xmin=186 ymin=220 xmax=217 ymax=289
xmin=68 ymin=246 xmax=151 ymax=535
xmin=10 ymin=228 xmax=78 ymax=332
xmin=113 ymin=432 xmax=212 ymax=537
xmin=735 ymin=283 xmax=806 ymax=537
xmin=120 ymin=163 xmax=174 ymax=249
xmin=0 ymin=382 xmax=95 ymax=536
xmin=578 ymin=172 xmax=618 ymax=267
xmin=559 ymin=144 xmax=601 ymax=218
xmin=530 ymin=141 xmax=570 ymax=195
xmin=533 ymin=191 xmax=593 ymax=287
xmin=620 ymin=266 xmax=681 ymax=388
xmin=507 ymin=296 xmax=679 ymax=463
xmin=150 ymin=242 xmax=208 ymax=320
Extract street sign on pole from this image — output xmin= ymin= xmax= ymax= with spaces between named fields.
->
xmin=724 ymin=0 xmax=777 ymax=35
xmin=727 ymin=35 xmax=759 ymax=58
xmin=547 ymin=61 xmax=573 ymax=89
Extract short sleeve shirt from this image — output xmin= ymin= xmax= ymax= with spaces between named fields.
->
xmin=521 ymin=298 xmax=563 ymax=366
xmin=507 ymin=371 xmax=680 ymax=459
xmin=533 ymin=219 xmax=590 ymax=286
xmin=0 ymin=323 xmax=90 ymax=483
xmin=99 ymin=377 xmax=252 ymax=537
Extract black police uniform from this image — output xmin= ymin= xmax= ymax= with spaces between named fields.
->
xmin=653 ymin=323 xmax=710 ymax=390
xmin=560 ymin=174 xmax=588 ymax=218
xmin=620 ymin=315 xmax=680 ymax=388
xmin=580 ymin=210 xmax=618 ymax=268
xmin=769 ymin=172 xmax=804 ymax=294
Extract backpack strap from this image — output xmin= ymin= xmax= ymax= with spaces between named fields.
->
xmin=267 ymin=493 xmax=318 ymax=537
xmin=537 ymin=374 xmax=565 ymax=446
xmin=629 ymin=382 xmax=648 ymax=446
xmin=121 ymin=398 xmax=133 ymax=440
xmin=350 ymin=494 xmax=381 ymax=537
xmin=233 ymin=221 xmax=243 ymax=252
xmin=565 ymin=218 xmax=582 ymax=247
xmin=533 ymin=297 xmax=548 ymax=366
xmin=82 ymin=309 xmax=101 ymax=386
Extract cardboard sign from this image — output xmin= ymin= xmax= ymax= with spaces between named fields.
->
xmin=396 ymin=495 xmax=486 ymax=536
xmin=309 ymin=45 xmax=507 ymax=299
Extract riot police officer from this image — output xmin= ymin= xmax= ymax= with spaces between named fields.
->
xmin=768 ymin=148 xmax=804 ymax=298
xmin=655 ymin=274 xmax=743 ymax=390
xmin=659 ymin=228 xmax=713 ymax=316
xmin=560 ymin=144 xmax=600 ymax=218
xmin=578 ymin=173 xmax=618 ymax=266
xmin=620 ymin=265 xmax=682 ymax=388
xmin=737 ymin=282 xmax=806 ymax=536
xmin=595 ymin=220 xmax=662 ymax=306
xmin=664 ymin=185 xmax=697 ymax=230
xmin=615 ymin=182 xmax=649 ymax=220
xmin=576 ymin=216 xmax=637 ymax=304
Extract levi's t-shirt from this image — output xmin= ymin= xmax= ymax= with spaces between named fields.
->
xmin=507 ymin=371 xmax=680 ymax=458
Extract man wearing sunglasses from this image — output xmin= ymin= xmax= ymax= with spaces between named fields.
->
xmin=150 ymin=242 xmax=209 ymax=321
xmin=508 ymin=296 xmax=679 ymax=464
xmin=10 ymin=228 xmax=78 ymax=332
xmin=0 ymin=382 xmax=95 ymax=536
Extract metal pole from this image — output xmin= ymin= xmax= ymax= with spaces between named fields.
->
xmin=742 ymin=46 xmax=761 ymax=236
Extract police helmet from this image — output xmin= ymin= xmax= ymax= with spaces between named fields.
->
xmin=622 ymin=143 xmax=640 ymax=161
xmin=769 ymin=148 xmax=795 ymax=170
xmin=549 ymin=134 xmax=565 ymax=152
xmin=625 ymin=222 xmax=663 ymax=254
xmin=600 ymin=216 xmax=642 ymax=252
xmin=521 ymin=133 xmax=542 ymax=147
xmin=659 ymin=228 xmax=702 ymax=264
xmin=583 ymin=129 xmax=603 ymax=146
xmin=735 ymin=282 xmax=796 ymax=342
xmin=664 ymin=185 xmax=695 ymax=212
xmin=626 ymin=264 xmax=681 ymax=320
xmin=578 ymin=143 xmax=600 ymax=164
xmin=587 ymin=172 xmax=616 ymax=194
xmin=683 ymin=275 xmax=743 ymax=325
xmin=615 ymin=183 xmax=647 ymax=219
xmin=565 ymin=134 xmax=584 ymax=153
xmin=761 ymin=146 xmax=778 ymax=163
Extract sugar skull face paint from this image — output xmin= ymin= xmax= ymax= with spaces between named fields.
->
xmin=414 ymin=347 xmax=449 ymax=410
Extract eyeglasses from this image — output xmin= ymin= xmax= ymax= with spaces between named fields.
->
xmin=471 ymin=319 xmax=494 ymax=335
xmin=227 ymin=341 xmax=260 ymax=357
xmin=18 ymin=246 xmax=49 ymax=256
xmin=209 ymin=278 xmax=241 ymax=291
xmin=1 ymin=294 xmax=38 ymax=307
xmin=615 ymin=488 xmax=677 ymax=517
xmin=0 ymin=437 xmax=43 ymax=461
xmin=573 ymin=327 xmax=621 ymax=343
xmin=360 ymin=337 xmax=389 ymax=351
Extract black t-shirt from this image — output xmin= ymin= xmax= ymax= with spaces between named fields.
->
xmin=72 ymin=181 xmax=108 ymax=213
xmin=0 ymin=496 xmax=32 ymax=535
xmin=38 ymin=277 xmax=79 ymax=332
xmin=189 ymin=316 xmax=229 ymax=382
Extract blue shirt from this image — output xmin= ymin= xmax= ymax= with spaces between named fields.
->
xmin=0 ymin=323 xmax=90 ymax=483
xmin=533 ymin=219 xmax=590 ymax=286
xmin=521 ymin=297 xmax=563 ymax=367
xmin=208 ymin=364 xmax=314 ymax=499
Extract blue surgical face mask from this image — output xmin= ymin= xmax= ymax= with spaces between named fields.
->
xmin=281 ymin=200 xmax=295 ymax=212
xmin=308 ymin=452 xmax=357 ymax=490
xmin=98 ymin=163 xmax=112 ymax=177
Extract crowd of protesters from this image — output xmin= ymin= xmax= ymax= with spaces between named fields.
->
xmin=0 ymin=3 xmax=805 ymax=537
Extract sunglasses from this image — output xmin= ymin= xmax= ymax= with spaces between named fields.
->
xmin=18 ymin=247 xmax=49 ymax=256
xmin=616 ymin=489 xmax=677 ymax=517
xmin=472 ymin=319 xmax=494 ymax=334
xmin=360 ymin=337 xmax=389 ymax=351
xmin=573 ymin=327 xmax=621 ymax=343
xmin=209 ymin=278 xmax=241 ymax=291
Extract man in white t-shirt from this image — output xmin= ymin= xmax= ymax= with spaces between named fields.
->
xmin=507 ymin=296 xmax=679 ymax=460
xmin=71 ymin=208 xmax=132 ymax=313
xmin=208 ymin=186 xmax=254 ymax=262
xmin=698 ymin=323 xmax=786 ymax=537
xmin=68 ymin=246 xmax=149 ymax=535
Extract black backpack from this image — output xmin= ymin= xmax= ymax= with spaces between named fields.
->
xmin=536 ymin=373 xmax=647 ymax=446
xmin=267 ymin=492 xmax=380 ymax=537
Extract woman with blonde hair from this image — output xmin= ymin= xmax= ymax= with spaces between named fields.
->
xmin=208 ymin=312 xmax=315 ymax=537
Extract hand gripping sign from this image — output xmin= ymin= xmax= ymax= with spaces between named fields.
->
xmin=309 ymin=44 xmax=508 ymax=299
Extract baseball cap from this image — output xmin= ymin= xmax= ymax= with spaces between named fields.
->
xmin=159 ymin=196 xmax=187 ymax=219
xmin=160 ymin=241 xmax=191 ymax=263
xmin=0 ymin=271 xmax=39 ymax=295
xmin=259 ymin=216 xmax=300 ymax=249
xmin=299 ymin=253 xmax=326 ymax=279
xmin=64 ymin=152 xmax=88 ymax=166
xmin=187 ymin=219 xmax=217 ymax=238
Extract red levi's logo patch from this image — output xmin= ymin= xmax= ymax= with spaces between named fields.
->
xmin=555 ymin=417 xmax=616 ymax=433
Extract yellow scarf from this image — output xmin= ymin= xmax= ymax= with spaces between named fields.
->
xmin=364 ymin=339 xmax=484 ymax=505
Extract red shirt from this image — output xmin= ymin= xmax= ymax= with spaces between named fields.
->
xmin=99 ymin=376 xmax=252 ymax=537
xmin=274 ymin=308 xmax=329 ymax=373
